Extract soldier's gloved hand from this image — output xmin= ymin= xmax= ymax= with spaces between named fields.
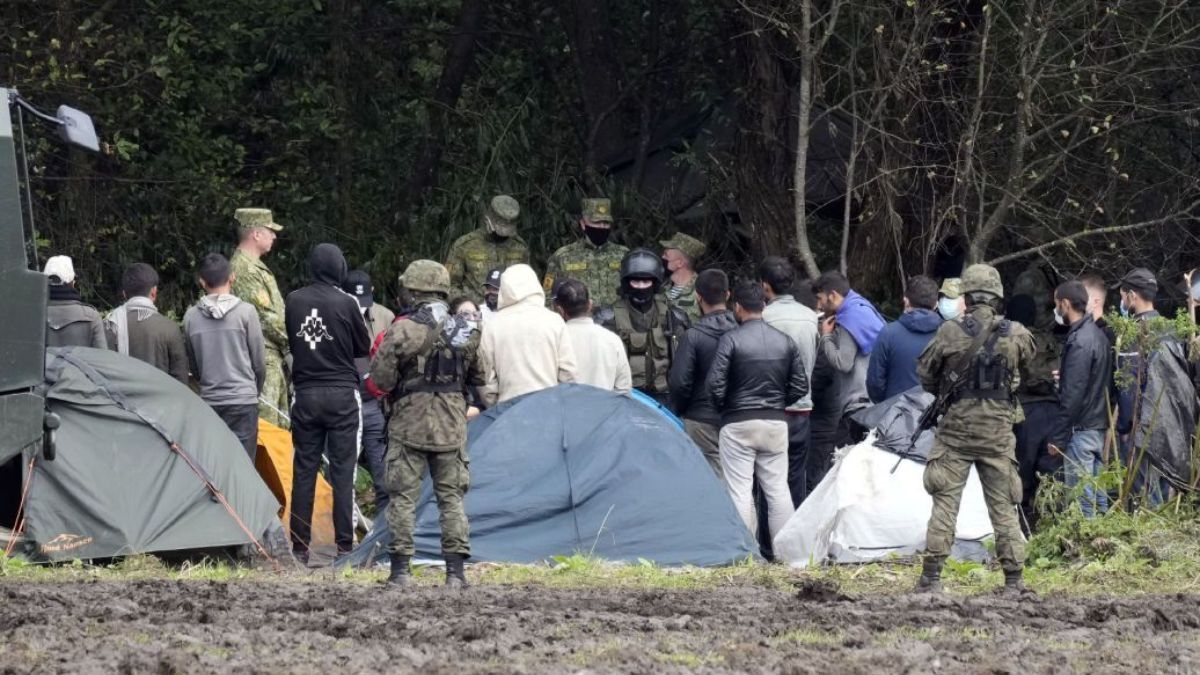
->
xmin=284 ymin=352 xmax=294 ymax=380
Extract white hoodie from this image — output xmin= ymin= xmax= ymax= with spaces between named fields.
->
xmin=480 ymin=264 xmax=577 ymax=402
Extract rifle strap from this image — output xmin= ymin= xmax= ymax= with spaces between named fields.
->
xmin=940 ymin=318 xmax=1002 ymax=394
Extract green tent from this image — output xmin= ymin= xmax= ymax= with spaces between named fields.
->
xmin=5 ymin=347 xmax=286 ymax=561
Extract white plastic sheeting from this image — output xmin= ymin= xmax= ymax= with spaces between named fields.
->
xmin=773 ymin=433 xmax=995 ymax=568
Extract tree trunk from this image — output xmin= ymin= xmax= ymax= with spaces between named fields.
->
xmin=394 ymin=0 xmax=485 ymax=224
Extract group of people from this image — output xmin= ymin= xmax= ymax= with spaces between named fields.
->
xmin=39 ymin=192 xmax=1191 ymax=593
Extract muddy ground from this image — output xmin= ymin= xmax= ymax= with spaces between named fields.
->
xmin=3 ymin=576 xmax=1200 ymax=674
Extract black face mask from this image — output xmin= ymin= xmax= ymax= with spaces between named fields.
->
xmin=628 ymin=286 xmax=655 ymax=309
xmin=485 ymin=292 xmax=499 ymax=311
xmin=487 ymin=231 xmax=509 ymax=243
xmin=584 ymin=226 xmax=611 ymax=247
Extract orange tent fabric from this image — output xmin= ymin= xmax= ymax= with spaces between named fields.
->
xmin=254 ymin=419 xmax=336 ymax=552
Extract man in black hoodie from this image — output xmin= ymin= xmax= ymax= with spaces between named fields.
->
xmin=285 ymin=243 xmax=372 ymax=562
xmin=669 ymin=269 xmax=737 ymax=479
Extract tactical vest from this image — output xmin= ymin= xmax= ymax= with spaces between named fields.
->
xmin=402 ymin=306 xmax=471 ymax=395
xmin=1018 ymin=328 xmax=1060 ymax=403
xmin=614 ymin=300 xmax=671 ymax=394
xmin=956 ymin=315 xmax=1017 ymax=402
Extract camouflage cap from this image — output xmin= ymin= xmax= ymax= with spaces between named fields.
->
xmin=485 ymin=195 xmax=520 ymax=237
xmin=234 ymin=207 xmax=283 ymax=232
xmin=939 ymin=277 xmax=962 ymax=299
xmin=581 ymin=198 xmax=613 ymax=224
xmin=400 ymin=260 xmax=451 ymax=295
xmin=961 ymin=264 xmax=1004 ymax=298
xmin=659 ymin=232 xmax=706 ymax=261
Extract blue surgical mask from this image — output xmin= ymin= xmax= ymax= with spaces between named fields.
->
xmin=938 ymin=297 xmax=961 ymax=321
xmin=1119 ymin=298 xmax=1130 ymax=318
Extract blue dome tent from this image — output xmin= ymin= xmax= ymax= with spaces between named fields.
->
xmin=341 ymin=384 xmax=756 ymax=567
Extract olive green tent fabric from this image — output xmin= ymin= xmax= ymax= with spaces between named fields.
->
xmin=18 ymin=347 xmax=284 ymax=561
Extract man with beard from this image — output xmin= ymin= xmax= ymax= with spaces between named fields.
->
xmin=444 ymin=195 xmax=528 ymax=301
xmin=480 ymin=267 xmax=502 ymax=324
xmin=602 ymin=248 xmax=690 ymax=403
xmin=542 ymin=198 xmax=629 ymax=310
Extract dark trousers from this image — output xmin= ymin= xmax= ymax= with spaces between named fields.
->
xmin=358 ymin=398 xmax=390 ymax=516
xmin=1014 ymin=400 xmax=1057 ymax=528
xmin=290 ymin=386 xmax=361 ymax=554
xmin=212 ymin=403 xmax=259 ymax=461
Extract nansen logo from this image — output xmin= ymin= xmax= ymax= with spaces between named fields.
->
xmin=40 ymin=533 xmax=94 ymax=554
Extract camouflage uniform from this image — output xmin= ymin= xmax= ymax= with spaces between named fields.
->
xmin=542 ymin=198 xmax=628 ymax=309
xmin=917 ymin=264 xmax=1035 ymax=585
xmin=444 ymin=195 xmax=529 ymax=300
xmin=229 ymin=208 xmax=289 ymax=429
xmin=370 ymin=261 xmax=484 ymax=583
xmin=660 ymin=232 xmax=707 ymax=323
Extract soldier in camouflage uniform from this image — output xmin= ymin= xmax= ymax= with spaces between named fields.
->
xmin=601 ymin=248 xmax=690 ymax=402
xmin=542 ymin=198 xmax=629 ymax=309
xmin=444 ymin=195 xmax=529 ymax=300
xmin=916 ymin=264 xmax=1036 ymax=593
xmin=229 ymin=208 xmax=290 ymax=429
xmin=660 ymin=232 xmax=706 ymax=323
xmin=370 ymin=260 xmax=485 ymax=588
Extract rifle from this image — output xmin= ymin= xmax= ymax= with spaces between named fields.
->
xmin=910 ymin=319 xmax=1002 ymax=447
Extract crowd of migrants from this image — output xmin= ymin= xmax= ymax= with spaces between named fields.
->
xmin=39 ymin=195 xmax=1185 ymax=592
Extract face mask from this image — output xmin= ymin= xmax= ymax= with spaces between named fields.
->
xmin=938 ymin=297 xmax=961 ymax=321
xmin=661 ymin=258 xmax=672 ymax=274
xmin=1119 ymin=296 xmax=1130 ymax=317
xmin=584 ymin=226 xmax=610 ymax=247
xmin=1053 ymin=307 xmax=1065 ymax=326
xmin=484 ymin=292 xmax=499 ymax=312
xmin=628 ymin=286 xmax=655 ymax=307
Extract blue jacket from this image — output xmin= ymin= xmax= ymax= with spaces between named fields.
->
xmin=867 ymin=308 xmax=942 ymax=402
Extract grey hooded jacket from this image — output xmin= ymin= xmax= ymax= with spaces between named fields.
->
xmin=183 ymin=294 xmax=266 ymax=406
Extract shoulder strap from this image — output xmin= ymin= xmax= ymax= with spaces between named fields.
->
xmin=939 ymin=317 xmax=1001 ymax=389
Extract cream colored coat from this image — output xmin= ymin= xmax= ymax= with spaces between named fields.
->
xmin=480 ymin=264 xmax=578 ymax=403
xmin=565 ymin=317 xmax=632 ymax=394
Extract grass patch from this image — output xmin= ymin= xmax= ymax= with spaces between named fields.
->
xmin=772 ymin=627 xmax=845 ymax=646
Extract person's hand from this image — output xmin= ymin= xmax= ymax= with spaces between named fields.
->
xmin=819 ymin=314 xmax=837 ymax=336
xmin=466 ymin=406 xmax=481 ymax=420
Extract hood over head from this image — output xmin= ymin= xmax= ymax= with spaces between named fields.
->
xmin=498 ymin=264 xmax=544 ymax=310
xmin=198 ymin=293 xmax=242 ymax=320
xmin=695 ymin=309 xmax=737 ymax=338
xmin=309 ymin=243 xmax=348 ymax=286
xmin=899 ymin=308 xmax=943 ymax=334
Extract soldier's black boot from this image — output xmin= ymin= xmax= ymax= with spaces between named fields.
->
xmin=1003 ymin=568 xmax=1025 ymax=594
xmin=387 ymin=554 xmax=411 ymax=586
xmin=444 ymin=553 xmax=469 ymax=588
xmin=915 ymin=558 xmax=943 ymax=594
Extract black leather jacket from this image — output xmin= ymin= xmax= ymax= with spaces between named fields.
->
xmin=705 ymin=318 xmax=809 ymax=424
xmin=1053 ymin=314 xmax=1114 ymax=444
xmin=668 ymin=309 xmax=738 ymax=424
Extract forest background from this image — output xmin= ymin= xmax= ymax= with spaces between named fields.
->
xmin=4 ymin=0 xmax=1200 ymax=316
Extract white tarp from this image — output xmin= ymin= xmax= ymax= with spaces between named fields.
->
xmin=773 ymin=432 xmax=996 ymax=568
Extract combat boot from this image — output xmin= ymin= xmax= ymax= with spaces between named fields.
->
xmin=445 ymin=553 xmax=469 ymax=588
xmin=1002 ymin=569 xmax=1025 ymax=594
xmin=387 ymin=554 xmax=411 ymax=586
xmin=914 ymin=558 xmax=943 ymax=594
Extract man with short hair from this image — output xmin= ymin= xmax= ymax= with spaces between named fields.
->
xmin=285 ymin=243 xmax=372 ymax=562
xmin=43 ymin=255 xmax=108 ymax=350
xmin=480 ymin=264 xmax=578 ymax=403
xmin=867 ymin=275 xmax=942 ymax=403
xmin=553 ymin=279 xmax=631 ymax=393
xmin=660 ymin=232 xmax=706 ymax=322
xmin=669 ymin=269 xmax=738 ymax=478
xmin=106 ymin=262 xmax=189 ymax=384
xmin=705 ymin=282 xmax=808 ymax=547
xmin=444 ymin=195 xmax=529 ymax=300
xmin=759 ymin=256 xmax=818 ymax=506
xmin=183 ymin=253 xmax=267 ymax=460
xmin=813 ymin=271 xmax=885 ymax=444
xmin=542 ymin=198 xmax=629 ymax=309
xmin=230 ymin=207 xmax=290 ymax=428
xmin=342 ymin=269 xmax=396 ymax=516
xmin=1049 ymin=280 xmax=1114 ymax=517
xmin=1078 ymin=273 xmax=1116 ymax=346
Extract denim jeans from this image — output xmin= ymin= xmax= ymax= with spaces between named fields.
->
xmin=1064 ymin=429 xmax=1107 ymax=517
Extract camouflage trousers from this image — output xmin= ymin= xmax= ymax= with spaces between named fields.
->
xmin=259 ymin=348 xmax=290 ymax=429
xmin=922 ymin=437 xmax=1026 ymax=572
xmin=385 ymin=444 xmax=470 ymax=557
